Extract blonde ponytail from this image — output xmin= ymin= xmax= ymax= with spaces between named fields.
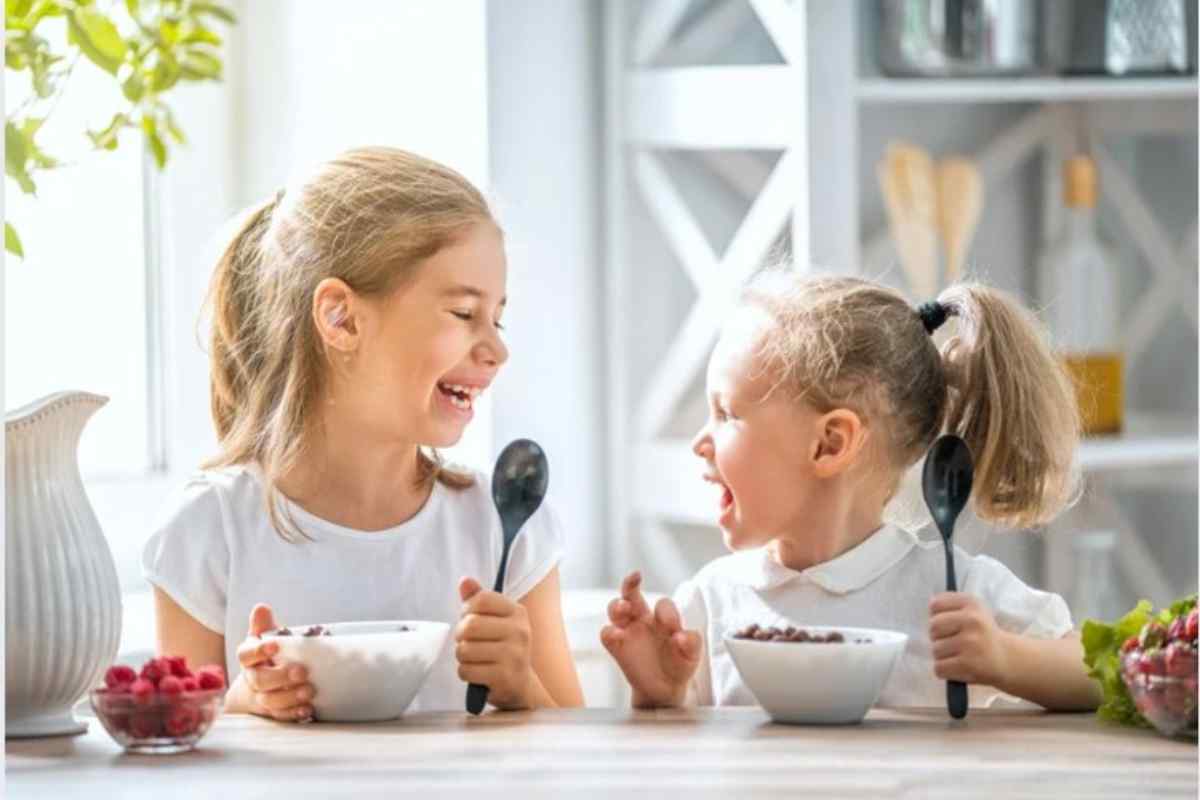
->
xmin=936 ymin=284 xmax=1081 ymax=528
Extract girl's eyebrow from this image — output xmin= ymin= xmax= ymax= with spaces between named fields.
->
xmin=440 ymin=285 xmax=507 ymax=307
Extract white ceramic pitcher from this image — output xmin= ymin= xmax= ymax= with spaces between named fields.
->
xmin=6 ymin=391 xmax=121 ymax=737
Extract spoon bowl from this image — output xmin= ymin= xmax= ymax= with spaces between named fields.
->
xmin=921 ymin=434 xmax=974 ymax=720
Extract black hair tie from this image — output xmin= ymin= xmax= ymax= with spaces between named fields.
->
xmin=916 ymin=301 xmax=949 ymax=334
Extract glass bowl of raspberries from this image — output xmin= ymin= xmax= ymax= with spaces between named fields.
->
xmin=1120 ymin=609 xmax=1198 ymax=740
xmin=90 ymin=656 xmax=227 ymax=753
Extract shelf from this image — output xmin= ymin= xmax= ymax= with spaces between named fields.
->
xmin=856 ymin=76 xmax=1199 ymax=105
xmin=1077 ymin=414 xmax=1199 ymax=472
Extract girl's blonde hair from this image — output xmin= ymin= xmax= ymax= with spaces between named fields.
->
xmin=203 ymin=146 xmax=491 ymax=540
xmin=743 ymin=271 xmax=1081 ymax=529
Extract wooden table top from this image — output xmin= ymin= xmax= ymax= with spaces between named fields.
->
xmin=6 ymin=707 xmax=1197 ymax=798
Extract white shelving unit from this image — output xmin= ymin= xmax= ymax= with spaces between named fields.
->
xmin=857 ymin=76 xmax=1200 ymax=104
xmin=606 ymin=1 xmax=1198 ymax=604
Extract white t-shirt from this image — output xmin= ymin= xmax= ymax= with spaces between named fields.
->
xmin=674 ymin=524 xmax=1073 ymax=710
xmin=141 ymin=465 xmax=564 ymax=712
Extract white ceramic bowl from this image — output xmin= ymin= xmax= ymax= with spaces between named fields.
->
xmin=724 ymin=626 xmax=907 ymax=725
xmin=262 ymin=620 xmax=449 ymax=722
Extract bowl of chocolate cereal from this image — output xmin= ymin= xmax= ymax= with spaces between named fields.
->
xmin=262 ymin=620 xmax=449 ymax=722
xmin=724 ymin=624 xmax=907 ymax=725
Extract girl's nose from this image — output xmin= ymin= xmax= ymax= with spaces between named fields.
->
xmin=477 ymin=326 xmax=509 ymax=368
xmin=691 ymin=427 xmax=712 ymax=459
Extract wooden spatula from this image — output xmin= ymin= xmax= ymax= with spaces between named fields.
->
xmin=936 ymin=157 xmax=983 ymax=285
xmin=878 ymin=142 xmax=939 ymax=300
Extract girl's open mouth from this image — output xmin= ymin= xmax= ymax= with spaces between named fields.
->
xmin=436 ymin=382 xmax=481 ymax=413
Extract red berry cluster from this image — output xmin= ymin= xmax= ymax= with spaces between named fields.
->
xmin=95 ymin=656 xmax=227 ymax=740
xmin=1122 ymin=608 xmax=1198 ymax=731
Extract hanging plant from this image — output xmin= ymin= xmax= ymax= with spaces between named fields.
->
xmin=4 ymin=0 xmax=236 ymax=258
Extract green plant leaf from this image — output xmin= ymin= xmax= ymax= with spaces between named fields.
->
xmin=191 ymin=1 xmax=235 ymax=25
xmin=142 ymin=115 xmax=166 ymax=168
xmin=163 ymin=106 xmax=185 ymax=144
xmin=67 ymin=7 xmax=127 ymax=75
xmin=86 ymin=112 xmax=127 ymax=150
xmin=159 ymin=18 xmax=180 ymax=46
xmin=5 ymin=222 xmax=23 ymax=258
xmin=124 ymin=0 xmax=138 ymax=17
xmin=4 ymin=121 xmax=36 ymax=194
xmin=6 ymin=0 xmax=34 ymax=19
xmin=179 ymin=48 xmax=220 ymax=80
xmin=149 ymin=50 xmax=181 ymax=92
xmin=180 ymin=23 xmax=220 ymax=46
xmin=120 ymin=64 xmax=145 ymax=101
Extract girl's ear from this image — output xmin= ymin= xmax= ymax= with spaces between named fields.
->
xmin=809 ymin=408 xmax=868 ymax=478
xmin=313 ymin=278 xmax=360 ymax=351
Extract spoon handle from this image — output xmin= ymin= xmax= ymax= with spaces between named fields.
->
xmin=465 ymin=540 xmax=515 ymax=715
xmin=941 ymin=538 xmax=968 ymax=719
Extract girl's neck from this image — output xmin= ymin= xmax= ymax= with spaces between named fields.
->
xmin=766 ymin=477 xmax=887 ymax=573
xmin=275 ymin=405 xmax=432 ymax=532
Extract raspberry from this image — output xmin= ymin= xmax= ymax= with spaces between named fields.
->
xmin=1138 ymin=649 xmax=1167 ymax=676
xmin=158 ymin=675 xmax=184 ymax=696
xmin=164 ymin=705 xmax=201 ymax=738
xmin=128 ymin=712 xmax=160 ymax=739
xmin=1165 ymin=642 xmax=1198 ymax=678
xmin=1187 ymin=609 xmax=1198 ymax=642
xmin=196 ymin=665 xmax=226 ymax=690
xmin=139 ymin=658 xmax=168 ymax=686
xmin=180 ymin=676 xmax=199 ymax=692
xmin=165 ymin=655 xmax=191 ymax=679
xmin=104 ymin=665 xmax=137 ymax=689
xmin=130 ymin=678 xmax=157 ymax=705
xmin=1120 ymin=636 xmax=1140 ymax=655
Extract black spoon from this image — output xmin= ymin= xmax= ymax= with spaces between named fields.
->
xmin=921 ymin=434 xmax=974 ymax=721
xmin=465 ymin=438 xmax=549 ymax=716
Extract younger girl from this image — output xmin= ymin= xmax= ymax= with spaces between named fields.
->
xmin=602 ymin=271 xmax=1101 ymax=711
xmin=144 ymin=147 xmax=583 ymax=720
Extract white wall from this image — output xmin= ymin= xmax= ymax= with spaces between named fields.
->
xmin=486 ymin=1 xmax=607 ymax=589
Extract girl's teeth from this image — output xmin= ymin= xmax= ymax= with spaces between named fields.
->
xmin=449 ymin=394 xmax=471 ymax=410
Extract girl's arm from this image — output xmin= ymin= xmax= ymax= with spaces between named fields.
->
xmin=153 ymin=586 xmax=226 ymax=671
xmin=154 ymin=587 xmax=252 ymax=710
xmin=993 ymin=631 xmax=1102 ymax=711
xmin=519 ymin=567 xmax=585 ymax=708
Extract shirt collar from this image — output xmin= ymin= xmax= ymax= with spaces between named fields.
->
xmin=743 ymin=524 xmax=919 ymax=595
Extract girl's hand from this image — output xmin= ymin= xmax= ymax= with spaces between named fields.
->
xmin=232 ymin=604 xmax=317 ymax=723
xmin=455 ymin=577 xmax=536 ymax=710
xmin=929 ymin=592 xmax=1011 ymax=688
xmin=600 ymin=571 xmax=701 ymax=709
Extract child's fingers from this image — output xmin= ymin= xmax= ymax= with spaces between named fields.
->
xmin=672 ymin=630 xmax=702 ymax=664
xmin=459 ymin=576 xmax=484 ymax=603
xmin=928 ymin=610 xmax=966 ymax=640
xmin=599 ymin=624 xmax=625 ymax=653
xmin=455 ymin=640 xmax=508 ymax=665
xmin=653 ymin=597 xmax=683 ymax=635
xmin=456 ymin=613 xmax=512 ymax=642
xmin=461 ymin=589 xmax=516 ymax=618
xmin=246 ymin=662 xmax=308 ymax=693
xmin=606 ymin=598 xmax=637 ymax=626
xmin=247 ymin=603 xmax=279 ymax=637
xmin=931 ymin=637 xmax=961 ymax=660
xmin=237 ymin=637 xmax=280 ymax=669
xmin=620 ymin=571 xmax=652 ymax=618
xmin=255 ymin=682 xmax=316 ymax=713
xmin=929 ymin=592 xmax=971 ymax=615
xmin=457 ymin=662 xmax=501 ymax=686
